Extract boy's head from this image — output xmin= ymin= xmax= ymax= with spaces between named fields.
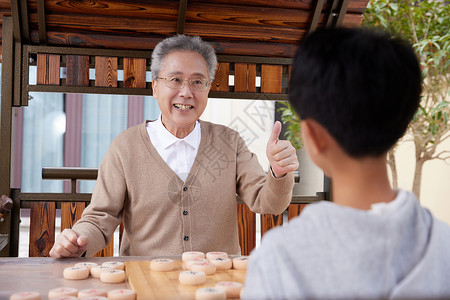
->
xmin=289 ymin=27 xmax=422 ymax=158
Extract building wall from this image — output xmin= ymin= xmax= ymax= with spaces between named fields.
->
xmin=396 ymin=134 xmax=450 ymax=225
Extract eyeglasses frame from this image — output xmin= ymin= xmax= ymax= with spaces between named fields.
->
xmin=155 ymin=76 xmax=211 ymax=91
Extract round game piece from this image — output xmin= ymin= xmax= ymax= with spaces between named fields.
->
xmin=48 ymin=287 xmax=78 ymax=299
xmin=179 ymin=271 xmax=206 ymax=285
xmin=182 ymin=251 xmax=205 ymax=262
xmin=150 ymin=258 xmax=176 ymax=272
xmin=74 ymin=262 xmax=97 ymax=271
xmin=191 ymin=261 xmax=217 ymax=275
xmin=51 ymin=297 xmax=77 ymax=300
xmin=102 ymin=261 xmax=124 ymax=270
xmin=206 ymin=252 xmax=228 ymax=261
xmin=215 ymin=281 xmax=244 ymax=299
xmin=100 ymin=269 xmax=126 ymax=283
xmin=209 ymin=257 xmax=232 ymax=270
xmin=195 ymin=287 xmax=227 ymax=300
xmin=107 ymin=289 xmax=136 ymax=300
xmin=184 ymin=258 xmax=209 ymax=270
xmin=9 ymin=291 xmax=41 ymax=300
xmin=232 ymin=256 xmax=249 ymax=270
xmin=80 ymin=297 xmax=108 ymax=300
xmin=90 ymin=265 xmax=112 ymax=278
xmin=77 ymin=288 xmax=107 ymax=298
xmin=63 ymin=266 xmax=89 ymax=280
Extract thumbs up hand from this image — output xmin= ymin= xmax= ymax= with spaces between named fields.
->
xmin=266 ymin=121 xmax=299 ymax=178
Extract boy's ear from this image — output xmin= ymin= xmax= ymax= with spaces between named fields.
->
xmin=301 ymin=119 xmax=328 ymax=155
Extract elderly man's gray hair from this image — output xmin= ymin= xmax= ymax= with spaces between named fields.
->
xmin=151 ymin=35 xmax=217 ymax=82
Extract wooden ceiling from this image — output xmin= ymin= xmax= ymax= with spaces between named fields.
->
xmin=0 ymin=0 xmax=370 ymax=61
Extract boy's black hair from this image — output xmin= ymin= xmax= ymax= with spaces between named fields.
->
xmin=288 ymin=27 xmax=422 ymax=157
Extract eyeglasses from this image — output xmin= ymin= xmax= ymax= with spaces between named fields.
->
xmin=156 ymin=75 xmax=210 ymax=91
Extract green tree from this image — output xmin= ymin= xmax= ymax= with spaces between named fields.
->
xmin=363 ymin=0 xmax=450 ymax=199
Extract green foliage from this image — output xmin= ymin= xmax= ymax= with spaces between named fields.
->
xmin=363 ymin=0 xmax=450 ymax=195
xmin=277 ymin=101 xmax=303 ymax=150
xmin=363 ymin=0 xmax=449 ymax=153
xmin=279 ymin=0 xmax=449 ymax=160
xmin=415 ymin=100 xmax=449 ymax=137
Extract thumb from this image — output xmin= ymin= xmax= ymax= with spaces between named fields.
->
xmin=77 ymin=236 xmax=89 ymax=247
xmin=269 ymin=121 xmax=282 ymax=144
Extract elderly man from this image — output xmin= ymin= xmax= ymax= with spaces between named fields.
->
xmin=50 ymin=35 xmax=298 ymax=258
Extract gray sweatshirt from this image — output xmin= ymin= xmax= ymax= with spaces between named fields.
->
xmin=243 ymin=189 xmax=450 ymax=299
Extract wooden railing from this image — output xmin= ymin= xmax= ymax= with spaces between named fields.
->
xmin=9 ymin=168 xmax=324 ymax=257
xmin=11 ymin=191 xmax=114 ymax=258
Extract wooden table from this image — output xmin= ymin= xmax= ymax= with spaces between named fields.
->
xmin=0 ymin=256 xmax=134 ymax=299
xmin=0 ymin=256 xmax=247 ymax=300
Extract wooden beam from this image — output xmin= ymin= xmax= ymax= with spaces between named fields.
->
xmin=326 ymin=0 xmax=340 ymax=27
xmin=20 ymin=44 xmax=29 ymax=106
xmin=0 ymin=16 xmax=14 ymax=257
xmin=27 ymin=0 xmax=180 ymax=19
xmin=327 ymin=0 xmax=350 ymax=28
xmin=14 ymin=41 xmax=22 ymax=106
xmin=37 ymin=0 xmax=47 ymax=44
xmin=19 ymin=0 xmax=29 ymax=43
xmin=10 ymin=0 xmax=30 ymax=43
xmin=309 ymin=0 xmax=325 ymax=34
xmin=28 ymin=13 xmax=310 ymax=43
xmin=335 ymin=0 xmax=350 ymax=27
xmin=29 ymin=0 xmax=369 ymax=14
xmin=177 ymin=0 xmax=188 ymax=34
xmin=31 ymin=30 xmax=301 ymax=57
xmin=26 ymin=44 xmax=152 ymax=58
xmin=10 ymin=0 xmax=21 ymax=42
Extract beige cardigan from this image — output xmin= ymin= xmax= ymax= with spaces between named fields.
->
xmin=73 ymin=120 xmax=294 ymax=256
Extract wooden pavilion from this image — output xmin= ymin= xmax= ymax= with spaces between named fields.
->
xmin=0 ymin=0 xmax=370 ymax=257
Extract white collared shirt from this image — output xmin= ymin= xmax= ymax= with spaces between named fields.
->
xmin=146 ymin=114 xmax=201 ymax=182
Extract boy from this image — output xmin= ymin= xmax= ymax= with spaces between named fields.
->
xmin=243 ymin=27 xmax=450 ymax=299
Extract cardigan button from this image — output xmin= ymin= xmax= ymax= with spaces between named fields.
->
xmin=184 ymin=236 xmax=189 ymax=241
xmin=183 ymin=210 xmax=188 ymax=216
xmin=183 ymin=186 xmax=188 ymax=191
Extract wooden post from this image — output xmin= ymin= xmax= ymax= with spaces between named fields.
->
xmin=123 ymin=58 xmax=146 ymax=88
xmin=237 ymin=203 xmax=256 ymax=255
xmin=95 ymin=56 xmax=118 ymax=87
xmin=211 ymin=62 xmax=229 ymax=92
xmin=29 ymin=202 xmax=55 ymax=257
xmin=0 ymin=17 xmax=14 ymax=257
xmin=66 ymin=55 xmax=89 ymax=86
xmin=36 ymin=54 xmax=61 ymax=85
xmin=261 ymin=65 xmax=282 ymax=94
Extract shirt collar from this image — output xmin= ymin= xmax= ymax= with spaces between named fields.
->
xmin=154 ymin=114 xmax=200 ymax=149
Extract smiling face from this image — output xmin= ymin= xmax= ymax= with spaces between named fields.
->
xmin=152 ymin=51 xmax=211 ymax=138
